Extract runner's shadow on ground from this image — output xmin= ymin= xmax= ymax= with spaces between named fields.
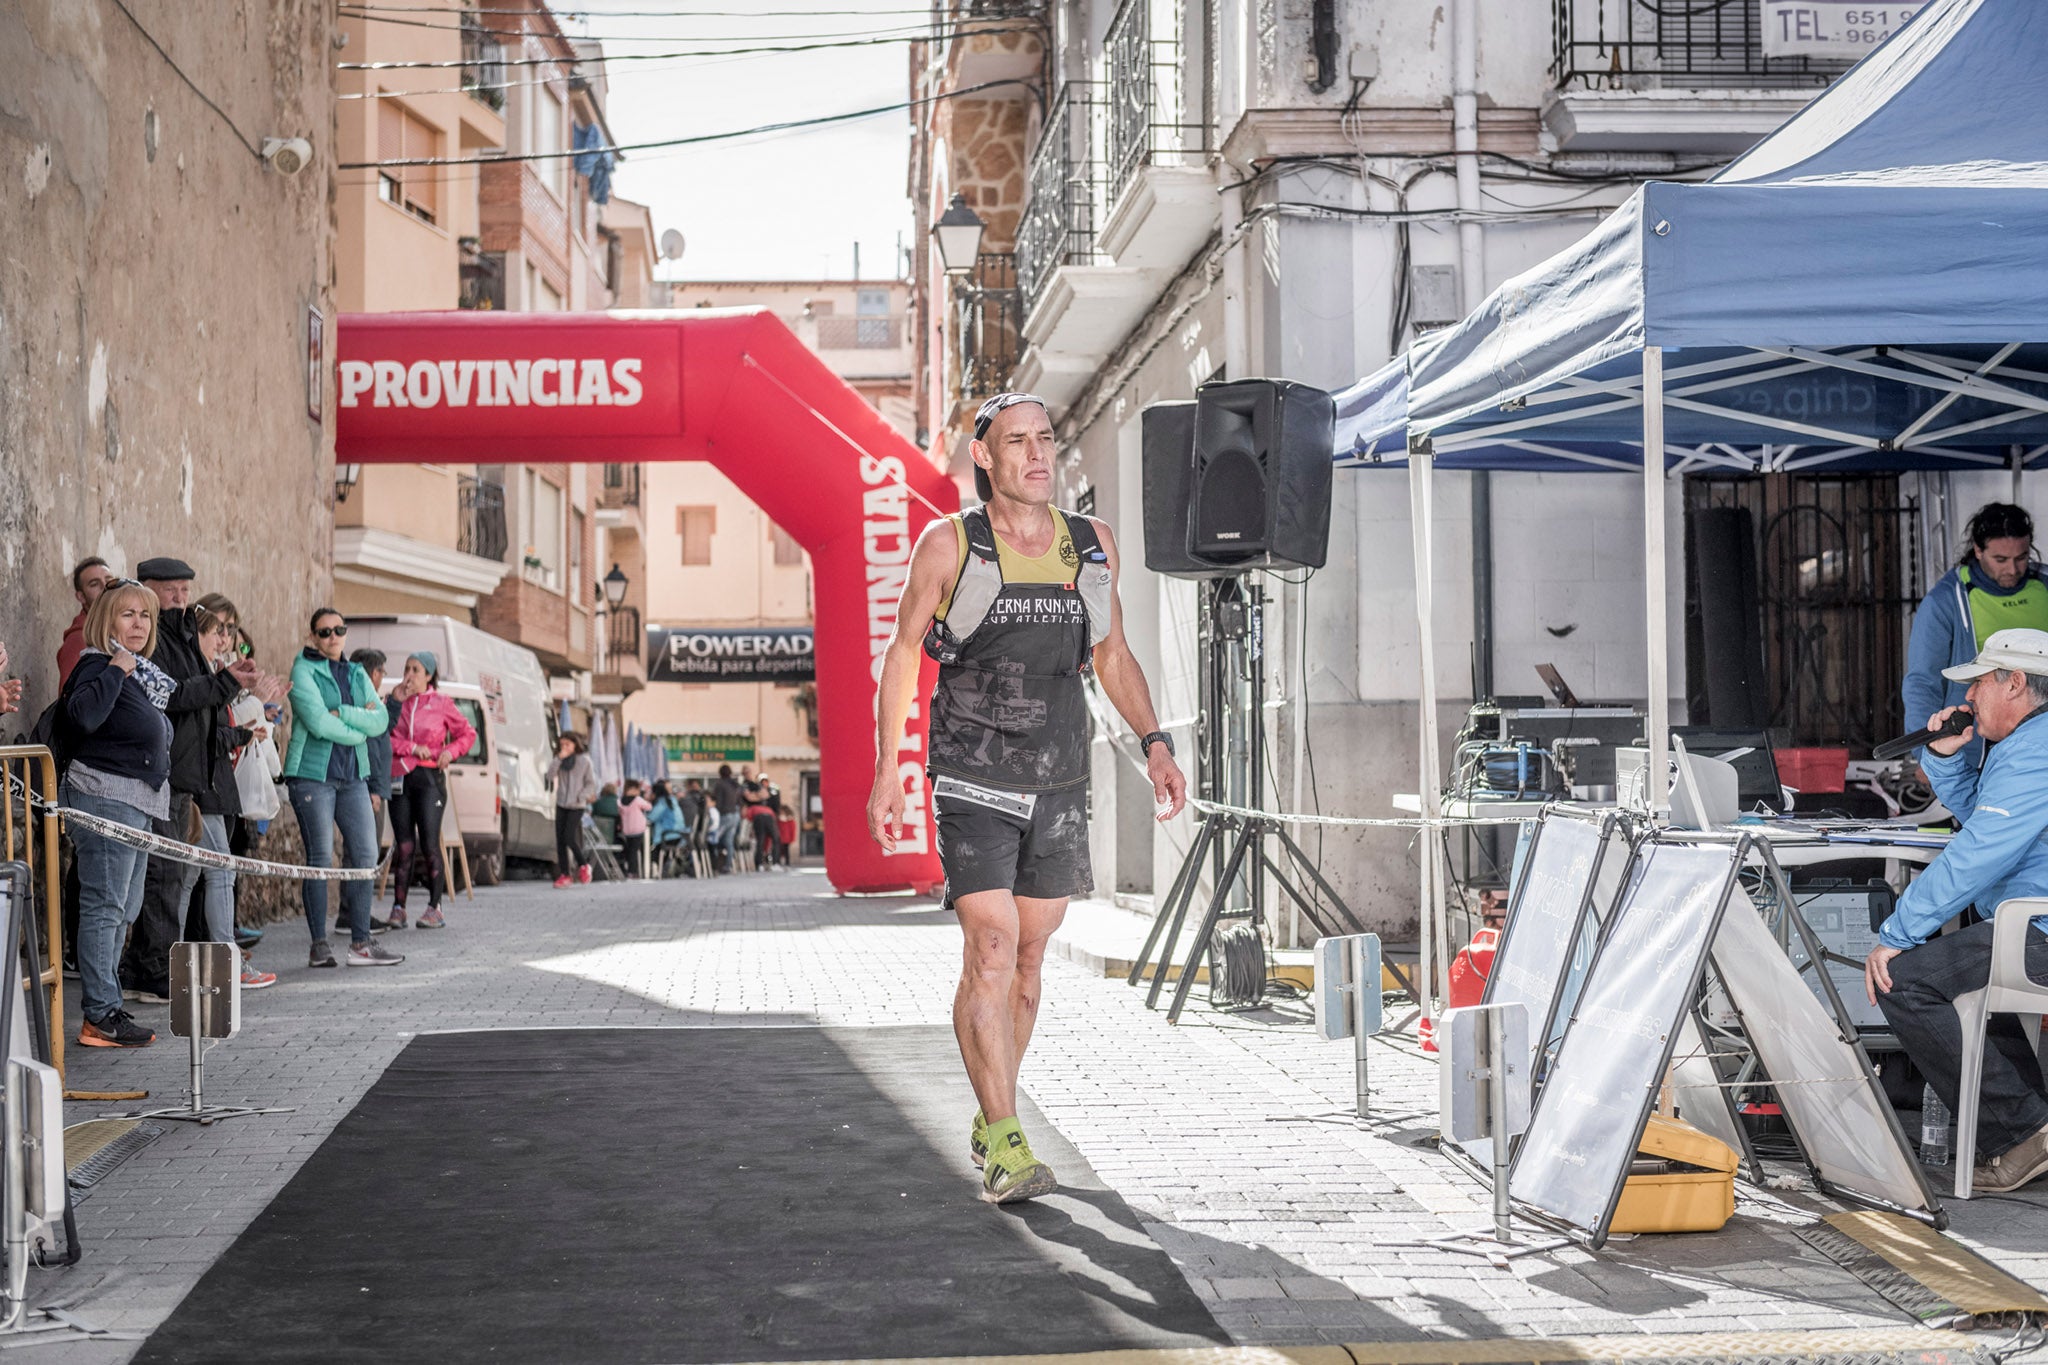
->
xmin=1003 ymin=1190 xmax=1252 ymax=1341
xmin=1140 ymin=1222 xmax=1517 ymax=1342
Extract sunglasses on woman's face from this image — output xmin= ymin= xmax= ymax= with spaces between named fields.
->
xmin=315 ymin=624 xmax=349 ymax=639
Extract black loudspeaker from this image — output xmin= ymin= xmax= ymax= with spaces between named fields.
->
xmin=1688 ymin=505 xmax=1769 ymax=728
xmin=1141 ymin=383 xmax=1336 ymax=579
xmin=1189 ymin=379 xmax=1334 ymax=571
xmin=1141 ymin=401 xmax=1233 ymax=578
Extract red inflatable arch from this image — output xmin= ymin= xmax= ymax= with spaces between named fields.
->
xmin=334 ymin=310 xmax=956 ymax=894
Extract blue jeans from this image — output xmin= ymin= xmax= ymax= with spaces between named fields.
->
xmin=287 ymin=777 xmax=375 ymax=945
xmin=194 ymin=812 xmax=237 ymax=945
xmin=64 ymin=782 xmax=153 ymax=1023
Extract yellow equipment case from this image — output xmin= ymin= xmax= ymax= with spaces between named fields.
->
xmin=1609 ymin=1114 xmax=1739 ymax=1234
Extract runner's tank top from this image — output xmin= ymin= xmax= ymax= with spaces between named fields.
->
xmin=927 ymin=509 xmax=1092 ymax=792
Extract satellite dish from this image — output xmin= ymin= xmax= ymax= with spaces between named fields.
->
xmin=659 ymin=229 xmax=685 ymax=262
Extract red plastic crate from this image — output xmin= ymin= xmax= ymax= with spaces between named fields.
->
xmin=1777 ymin=746 xmax=1848 ymax=793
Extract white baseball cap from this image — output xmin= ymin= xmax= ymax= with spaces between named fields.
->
xmin=1942 ymin=627 xmax=2048 ymax=681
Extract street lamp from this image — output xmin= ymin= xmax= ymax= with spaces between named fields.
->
xmin=603 ymin=562 xmax=629 ymax=608
xmin=334 ymin=461 xmax=361 ymax=503
xmin=931 ymin=193 xmax=985 ymax=277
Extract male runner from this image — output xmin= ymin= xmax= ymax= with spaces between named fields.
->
xmin=869 ymin=391 xmax=1188 ymax=1204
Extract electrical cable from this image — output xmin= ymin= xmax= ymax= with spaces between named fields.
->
xmin=337 ymin=8 xmax=992 ymax=43
xmin=339 ymin=76 xmax=1036 ymax=169
xmin=342 ymin=2 xmax=983 ymax=14
xmin=1210 ymin=920 xmax=1268 ymax=1009
xmin=336 ymin=24 xmax=1022 ymax=70
xmin=107 ymin=0 xmax=263 ymax=160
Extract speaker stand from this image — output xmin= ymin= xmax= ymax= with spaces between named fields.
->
xmin=1127 ymin=577 xmax=1367 ymax=1022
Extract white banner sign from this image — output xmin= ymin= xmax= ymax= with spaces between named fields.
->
xmin=1762 ymin=2 xmax=1920 ymax=60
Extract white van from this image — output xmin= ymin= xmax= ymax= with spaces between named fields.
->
xmin=346 ymin=615 xmax=556 ymax=881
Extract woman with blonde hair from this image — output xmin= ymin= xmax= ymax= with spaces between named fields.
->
xmin=55 ymin=581 xmax=171 ymax=1048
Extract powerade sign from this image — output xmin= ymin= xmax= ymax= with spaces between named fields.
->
xmin=648 ymin=627 xmax=816 ymax=684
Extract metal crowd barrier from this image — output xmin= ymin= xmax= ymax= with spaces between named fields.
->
xmin=0 ymin=749 xmax=63 ymax=1080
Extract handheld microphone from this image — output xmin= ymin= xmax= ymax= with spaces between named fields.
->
xmin=1872 ymin=708 xmax=1974 ymax=762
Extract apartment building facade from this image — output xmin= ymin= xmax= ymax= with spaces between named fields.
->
xmin=624 ymin=280 xmax=917 ymax=851
xmin=333 ymin=2 xmax=659 ymax=746
xmin=910 ymin=0 xmax=1849 ymax=932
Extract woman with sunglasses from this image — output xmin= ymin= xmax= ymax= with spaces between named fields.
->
xmin=284 ymin=608 xmax=403 ymax=969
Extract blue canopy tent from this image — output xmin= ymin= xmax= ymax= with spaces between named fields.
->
xmin=1331 ymin=0 xmax=2048 ymax=1013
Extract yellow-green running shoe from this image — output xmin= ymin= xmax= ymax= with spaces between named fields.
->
xmin=980 ymin=1132 xmax=1057 ymax=1204
xmin=970 ymin=1108 xmax=988 ymax=1169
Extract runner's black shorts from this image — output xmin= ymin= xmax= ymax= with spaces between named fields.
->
xmin=932 ymin=775 xmax=1093 ymax=905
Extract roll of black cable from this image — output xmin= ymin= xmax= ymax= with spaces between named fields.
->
xmin=1212 ymin=921 xmax=1268 ymax=1009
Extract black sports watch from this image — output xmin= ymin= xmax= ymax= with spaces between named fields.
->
xmin=1141 ymin=730 xmax=1175 ymax=759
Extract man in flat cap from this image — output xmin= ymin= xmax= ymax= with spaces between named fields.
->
xmin=1868 ymin=628 xmax=2048 ymax=1194
xmin=120 ymin=558 xmax=261 ymax=1002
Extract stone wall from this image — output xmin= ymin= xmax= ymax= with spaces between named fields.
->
xmin=0 ymin=0 xmax=338 ymax=715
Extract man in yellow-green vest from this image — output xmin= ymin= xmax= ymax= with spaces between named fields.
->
xmin=1905 ymin=503 xmax=2048 ymax=768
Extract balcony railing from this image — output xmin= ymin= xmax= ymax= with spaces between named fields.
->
xmin=815 ymin=314 xmax=905 ymax=350
xmin=956 ymin=252 xmax=1021 ymax=401
xmin=1104 ymin=0 xmax=1205 ymax=203
xmin=461 ymin=13 xmax=507 ymax=111
xmin=1553 ymin=0 xmax=1849 ymax=91
xmin=601 ymin=463 xmax=641 ymax=507
xmin=458 ymin=475 xmax=508 ymax=562
xmin=1016 ymin=83 xmax=1105 ymax=320
xmin=605 ymin=604 xmax=642 ymax=667
xmin=459 ymin=239 xmax=504 ymax=311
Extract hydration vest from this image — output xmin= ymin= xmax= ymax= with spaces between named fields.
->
xmin=922 ymin=507 xmax=1113 ymax=666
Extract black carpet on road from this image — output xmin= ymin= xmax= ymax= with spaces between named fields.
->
xmin=135 ymin=1026 xmax=1225 ymax=1364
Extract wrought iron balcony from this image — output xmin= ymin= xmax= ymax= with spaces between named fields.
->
xmin=1553 ymin=0 xmax=1848 ymax=91
xmin=956 ymin=252 xmax=1021 ymax=401
xmin=459 ymin=239 xmax=504 ymax=311
xmin=605 ymin=604 xmax=643 ymax=667
xmin=461 ymin=13 xmax=506 ymax=111
xmin=1104 ymin=0 xmax=1206 ymax=204
xmin=601 ymin=462 xmax=642 ymax=508
xmin=1015 ymin=83 xmax=1105 ymax=321
xmin=458 ymin=475 xmax=508 ymax=562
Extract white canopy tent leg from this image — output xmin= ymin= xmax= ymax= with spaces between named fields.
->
xmin=1644 ymin=346 xmax=1671 ymax=817
xmin=1408 ymin=450 xmax=1445 ymax=1024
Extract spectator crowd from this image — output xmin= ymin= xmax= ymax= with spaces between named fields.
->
xmin=4 ymin=556 xmax=804 ymax=1053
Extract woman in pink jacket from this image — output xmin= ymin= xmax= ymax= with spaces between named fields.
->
xmin=384 ymin=651 xmax=476 ymax=929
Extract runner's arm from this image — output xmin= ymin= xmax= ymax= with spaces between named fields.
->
xmin=1086 ymin=518 xmax=1188 ymax=819
xmin=868 ymin=522 xmax=957 ymax=851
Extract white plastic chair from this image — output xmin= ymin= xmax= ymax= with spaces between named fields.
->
xmin=1953 ymin=896 xmax=2048 ymax=1198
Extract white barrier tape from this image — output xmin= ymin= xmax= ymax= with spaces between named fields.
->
xmin=56 ymin=805 xmax=386 ymax=881
xmin=1081 ymin=682 xmax=1537 ymax=831
xmin=8 ymin=774 xmax=385 ymax=882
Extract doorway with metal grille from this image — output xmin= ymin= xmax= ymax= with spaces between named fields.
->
xmin=1683 ymin=474 xmax=1924 ymax=752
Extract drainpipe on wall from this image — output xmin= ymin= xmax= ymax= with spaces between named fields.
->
xmin=1453 ymin=0 xmax=1492 ymax=702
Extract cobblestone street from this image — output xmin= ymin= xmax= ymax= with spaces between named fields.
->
xmin=30 ymin=872 xmax=2048 ymax=1361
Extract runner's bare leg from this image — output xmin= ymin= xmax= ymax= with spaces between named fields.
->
xmin=1008 ymin=894 xmax=1069 ymax=1095
xmin=952 ymin=889 xmax=1022 ymax=1122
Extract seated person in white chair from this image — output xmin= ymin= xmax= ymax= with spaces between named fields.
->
xmin=1866 ymin=628 xmax=2048 ymax=1193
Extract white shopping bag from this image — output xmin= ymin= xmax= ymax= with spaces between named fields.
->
xmin=229 ymin=693 xmax=283 ymax=820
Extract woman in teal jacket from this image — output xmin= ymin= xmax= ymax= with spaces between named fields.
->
xmin=285 ymin=608 xmax=404 ymax=969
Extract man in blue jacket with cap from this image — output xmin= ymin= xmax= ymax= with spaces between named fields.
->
xmin=1868 ymin=627 xmax=2048 ymax=1193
